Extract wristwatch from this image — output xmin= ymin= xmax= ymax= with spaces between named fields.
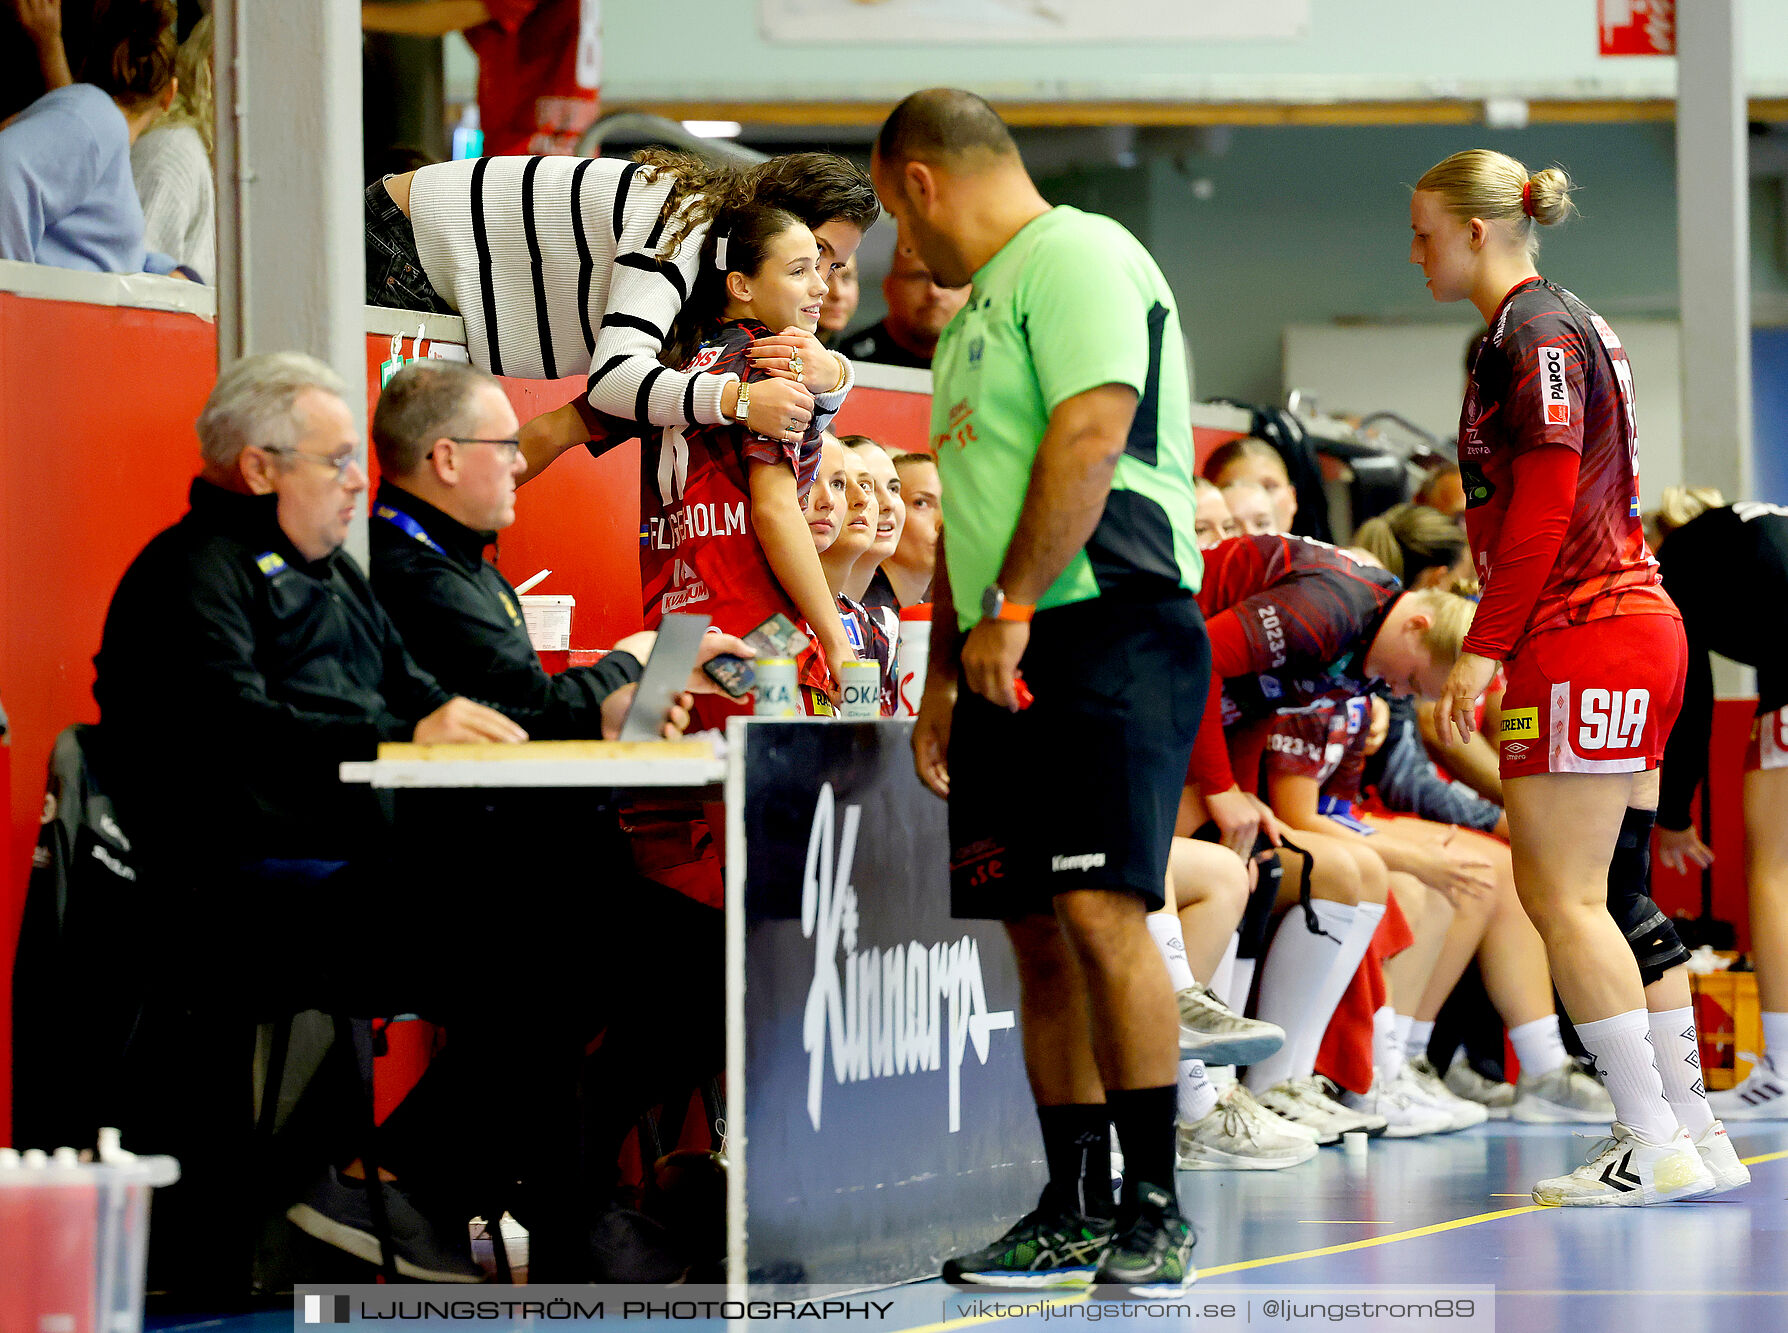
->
xmin=980 ymin=584 xmax=1035 ymax=623
xmin=731 ymin=380 xmax=751 ymax=427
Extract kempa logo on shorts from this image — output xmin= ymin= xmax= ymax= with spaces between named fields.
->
xmin=1540 ymin=346 xmax=1570 ymax=425
xmin=1052 ymin=853 xmax=1107 ymax=873
xmin=1501 ymin=708 xmax=1540 ymax=740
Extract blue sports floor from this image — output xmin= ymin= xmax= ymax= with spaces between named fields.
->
xmin=149 ymin=1120 xmax=1788 ymax=1333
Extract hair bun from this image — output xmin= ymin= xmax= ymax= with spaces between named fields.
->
xmin=1525 ymin=167 xmax=1578 ymax=227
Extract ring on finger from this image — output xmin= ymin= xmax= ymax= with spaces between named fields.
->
xmin=790 ymin=354 xmax=804 ymax=376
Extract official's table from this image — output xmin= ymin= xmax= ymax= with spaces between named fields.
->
xmin=341 ymin=723 xmax=1039 ymax=1290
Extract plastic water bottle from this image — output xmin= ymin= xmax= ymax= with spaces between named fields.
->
xmin=452 ymin=104 xmax=484 ymax=160
xmin=896 ymin=604 xmax=932 ymax=718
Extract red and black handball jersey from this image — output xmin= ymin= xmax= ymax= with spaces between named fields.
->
xmin=1264 ymin=690 xmax=1372 ymax=802
xmin=1197 ymin=534 xmax=1402 ymax=719
xmin=639 ymin=320 xmax=822 ymax=635
xmin=1459 ymin=277 xmax=1672 ymax=655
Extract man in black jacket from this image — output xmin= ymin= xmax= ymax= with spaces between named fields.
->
xmin=94 ymin=352 xmax=526 ymax=1283
xmin=367 ymin=359 xmax=744 ymax=737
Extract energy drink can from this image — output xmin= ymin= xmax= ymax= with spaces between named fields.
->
xmin=752 ymin=658 xmax=799 ymax=717
xmin=838 ymin=660 xmax=881 ymax=720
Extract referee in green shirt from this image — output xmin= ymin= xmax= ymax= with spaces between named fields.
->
xmin=874 ymin=90 xmax=1209 ymax=1295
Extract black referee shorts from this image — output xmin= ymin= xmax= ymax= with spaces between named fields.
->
xmin=948 ymin=594 xmax=1211 ymax=920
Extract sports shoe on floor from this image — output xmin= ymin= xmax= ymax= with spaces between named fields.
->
xmin=1530 ymin=1123 xmax=1715 ymax=1207
xmin=1442 ymin=1052 xmax=1516 ymax=1120
xmin=942 ymin=1191 xmax=1116 ymax=1288
xmin=1175 ymin=985 xmax=1285 ymax=1065
xmin=1228 ymin=1083 xmax=1321 ymax=1143
xmin=286 ymin=1167 xmax=484 ymax=1282
xmin=1692 ymin=1120 xmax=1751 ymax=1195
xmin=1177 ymin=1087 xmax=1319 ymax=1170
xmin=1398 ymin=1059 xmax=1489 ymax=1130
xmin=1092 ymin=1182 xmax=1196 ymax=1296
xmin=1256 ymin=1077 xmax=1386 ymax=1144
xmin=1512 ymin=1060 xmax=1617 ymax=1124
xmin=1707 ymin=1054 xmax=1788 ymax=1120
xmin=1341 ymin=1071 xmax=1454 ymax=1139
xmin=1308 ymin=1075 xmax=1390 ymax=1137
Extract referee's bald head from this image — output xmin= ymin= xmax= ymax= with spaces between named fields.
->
xmin=874 ymin=89 xmax=1020 ymax=170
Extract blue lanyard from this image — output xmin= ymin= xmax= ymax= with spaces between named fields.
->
xmin=374 ymin=503 xmax=445 ymax=554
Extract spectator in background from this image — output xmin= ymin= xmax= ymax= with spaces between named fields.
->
xmin=1415 ymin=463 xmax=1467 ymax=519
xmin=837 ymin=244 xmax=969 ymax=369
xmin=1206 ymin=436 xmax=1298 ymax=534
xmin=1221 ymin=479 xmax=1279 ymax=536
xmin=842 ymin=436 xmax=905 ymax=618
xmin=130 ymin=12 xmax=210 ymax=280
xmin=361 ymin=0 xmax=599 ymax=157
xmin=1353 ymin=502 xmax=1472 ymax=593
xmin=817 ymin=251 xmax=859 ymax=347
xmin=1192 ymin=477 xmax=1239 ymax=549
xmin=0 ymin=0 xmax=186 ymax=275
xmin=884 ymin=451 xmax=940 ymax=605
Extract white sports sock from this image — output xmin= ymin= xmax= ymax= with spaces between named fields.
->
xmin=1508 ymin=1014 xmax=1571 ymax=1080
xmin=1228 ymin=958 xmax=1258 ymax=1014
xmin=1206 ymin=1064 xmax=1238 ymax=1091
xmin=1763 ymin=1011 xmax=1788 ymax=1069
xmin=1177 ymin=1059 xmax=1217 ymax=1123
xmin=1405 ymin=1018 xmax=1435 ymax=1065
xmin=1246 ymin=899 xmax=1377 ymax=1090
xmin=1648 ymin=1005 xmax=1715 ymax=1134
xmin=1575 ymin=1009 xmax=1678 ymax=1142
xmin=1208 ymin=933 xmax=1241 ymax=1007
xmin=1374 ymin=1005 xmax=1404 ymax=1083
xmin=1147 ymin=911 xmax=1198 ymax=993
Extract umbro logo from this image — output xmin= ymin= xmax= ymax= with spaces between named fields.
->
xmin=1598 ymin=1148 xmax=1642 ymax=1192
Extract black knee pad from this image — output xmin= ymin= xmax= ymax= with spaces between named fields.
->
xmin=1608 ymin=806 xmax=1690 ymax=986
xmin=1191 ymin=821 xmax=1284 ymax=960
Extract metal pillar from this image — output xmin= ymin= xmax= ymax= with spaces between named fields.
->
xmin=215 ymin=0 xmax=369 ymax=564
xmin=1675 ymin=0 xmax=1752 ymax=503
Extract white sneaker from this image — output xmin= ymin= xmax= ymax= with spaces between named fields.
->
xmin=1177 ymin=1087 xmax=1319 ymax=1170
xmin=1531 ymin=1123 xmax=1715 ymax=1207
xmin=1342 ymin=1070 xmax=1455 ymax=1138
xmin=1707 ymin=1054 xmax=1788 ymax=1121
xmin=1257 ymin=1077 xmax=1386 ymax=1144
xmin=1399 ymin=1059 xmax=1489 ymax=1130
xmin=1175 ymin=985 xmax=1286 ymax=1065
xmin=1443 ymin=1052 xmax=1516 ymax=1120
xmin=1692 ymin=1120 xmax=1751 ymax=1196
xmin=1229 ymin=1084 xmax=1321 ymax=1143
xmin=1513 ymin=1061 xmax=1617 ymax=1124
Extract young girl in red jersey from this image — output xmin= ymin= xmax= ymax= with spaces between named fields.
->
xmin=1415 ymin=149 xmax=1744 ymax=1203
xmin=644 ymin=204 xmax=858 ymax=700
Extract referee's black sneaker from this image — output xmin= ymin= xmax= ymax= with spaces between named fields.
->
xmin=1092 ymin=1183 xmax=1197 ymax=1296
xmin=941 ymin=1190 xmax=1115 ymax=1288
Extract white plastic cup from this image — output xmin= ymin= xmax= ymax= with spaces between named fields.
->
xmin=752 ymin=658 xmax=800 ymax=717
xmin=838 ymin=661 xmax=881 ymax=721
xmin=1343 ymin=1130 xmax=1368 ymax=1156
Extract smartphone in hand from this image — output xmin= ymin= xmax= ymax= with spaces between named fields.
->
xmin=703 ymin=612 xmax=812 ymax=698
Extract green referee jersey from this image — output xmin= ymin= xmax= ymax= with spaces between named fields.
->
xmin=929 ymin=205 xmax=1202 ymax=633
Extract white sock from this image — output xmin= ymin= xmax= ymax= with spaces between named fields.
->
xmin=1147 ymin=911 xmax=1198 ymax=993
xmin=1246 ymin=900 xmax=1378 ymax=1090
xmin=1508 ymin=1014 xmax=1571 ymax=1080
xmin=1575 ymin=1010 xmax=1678 ymax=1142
xmin=1648 ymin=1006 xmax=1715 ymax=1134
xmin=1228 ymin=958 xmax=1258 ymax=1014
xmin=1405 ymin=1018 xmax=1435 ymax=1065
xmin=1208 ymin=933 xmax=1240 ymax=1007
xmin=1374 ymin=1005 xmax=1404 ymax=1083
xmin=1763 ymin=1012 xmax=1788 ymax=1069
xmin=1206 ymin=1064 xmax=1238 ymax=1091
xmin=1177 ymin=1059 xmax=1217 ymax=1123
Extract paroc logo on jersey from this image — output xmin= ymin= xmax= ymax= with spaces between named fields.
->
xmin=1540 ymin=346 xmax=1570 ymax=426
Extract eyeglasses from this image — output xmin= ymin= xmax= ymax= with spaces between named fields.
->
xmin=448 ymin=437 xmax=524 ymax=462
xmin=260 ymin=446 xmax=360 ymax=482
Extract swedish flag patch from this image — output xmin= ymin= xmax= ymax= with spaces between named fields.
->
xmin=255 ymin=551 xmax=288 ymax=578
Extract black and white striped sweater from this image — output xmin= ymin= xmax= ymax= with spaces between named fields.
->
xmin=407 ymin=155 xmax=852 ymax=426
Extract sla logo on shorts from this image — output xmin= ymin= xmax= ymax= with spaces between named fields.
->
xmin=1540 ymin=346 xmax=1570 ymax=425
xmin=1578 ymin=688 xmax=1650 ymax=751
xmin=1501 ymin=708 xmax=1540 ymax=741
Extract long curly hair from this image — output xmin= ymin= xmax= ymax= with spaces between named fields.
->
xmin=631 ymin=148 xmax=880 ymax=261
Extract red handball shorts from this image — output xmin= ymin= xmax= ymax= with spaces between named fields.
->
xmin=1747 ymin=705 xmax=1788 ymax=773
xmin=1495 ymin=614 xmax=1686 ymax=781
